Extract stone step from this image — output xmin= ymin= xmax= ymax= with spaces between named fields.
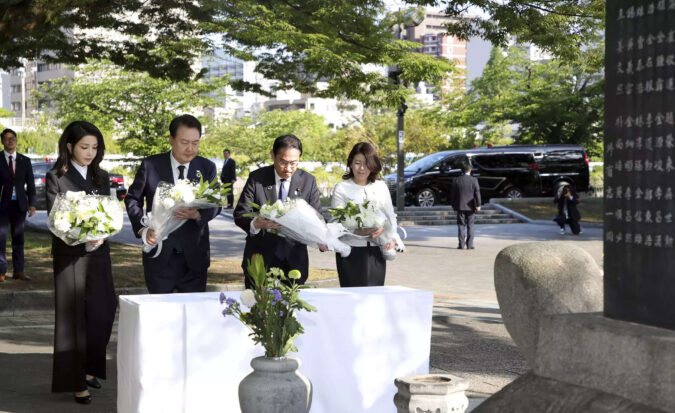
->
xmin=394 ymin=213 xmax=515 ymax=221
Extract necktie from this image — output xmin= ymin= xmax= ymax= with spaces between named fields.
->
xmin=178 ymin=165 xmax=185 ymax=180
xmin=278 ymin=179 xmax=287 ymax=202
xmin=8 ymin=156 xmax=14 ymax=177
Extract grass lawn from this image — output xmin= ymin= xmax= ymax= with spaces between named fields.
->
xmin=0 ymin=228 xmax=337 ymax=292
xmin=499 ymin=197 xmax=603 ymax=223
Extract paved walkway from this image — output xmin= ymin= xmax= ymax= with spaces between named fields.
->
xmin=0 ymin=210 xmax=603 ymax=412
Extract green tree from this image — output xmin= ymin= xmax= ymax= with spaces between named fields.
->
xmin=408 ymin=0 xmax=605 ymax=62
xmin=443 ymin=45 xmax=604 ymax=156
xmin=203 ymin=110 xmax=334 ymax=169
xmin=16 ymin=114 xmax=61 ymax=155
xmin=37 ymin=61 xmax=228 ymax=156
xmin=3 ymin=1 xmax=455 ymax=108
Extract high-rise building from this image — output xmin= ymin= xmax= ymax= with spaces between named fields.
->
xmin=397 ymin=11 xmax=469 ymax=102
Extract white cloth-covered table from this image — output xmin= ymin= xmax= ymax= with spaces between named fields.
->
xmin=117 ymin=286 xmax=433 ymax=413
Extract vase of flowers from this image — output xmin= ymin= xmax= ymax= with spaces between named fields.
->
xmin=220 ymin=254 xmax=316 ymax=413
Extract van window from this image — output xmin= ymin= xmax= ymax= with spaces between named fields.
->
xmin=442 ymin=156 xmax=468 ymax=170
xmin=543 ymin=150 xmax=583 ymax=162
xmin=473 ymin=154 xmax=532 ymax=169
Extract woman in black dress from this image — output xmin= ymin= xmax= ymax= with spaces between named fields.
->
xmin=46 ymin=121 xmax=117 ymax=404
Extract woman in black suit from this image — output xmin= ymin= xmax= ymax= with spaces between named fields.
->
xmin=555 ymin=185 xmax=582 ymax=235
xmin=46 ymin=121 xmax=117 ymax=404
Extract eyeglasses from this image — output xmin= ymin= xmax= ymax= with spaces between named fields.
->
xmin=2 ymin=136 xmax=17 ymax=142
xmin=278 ymin=160 xmax=299 ymax=168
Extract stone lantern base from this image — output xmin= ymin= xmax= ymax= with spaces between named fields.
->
xmin=394 ymin=373 xmax=469 ymax=413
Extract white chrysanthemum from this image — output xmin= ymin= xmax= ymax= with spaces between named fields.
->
xmin=54 ymin=218 xmax=72 ymax=233
xmin=96 ymin=222 xmax=107 ymax=233
xmin=343 ymin=215 xmax=358 ymax=230
xmin=74 ymin=203 xmax=95 ymax=221
xmin=240 ymin=289 xmax=257 ymax=308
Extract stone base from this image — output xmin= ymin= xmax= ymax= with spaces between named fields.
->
xmin=472 ymin=373 xmax=664 ymax=413
xmin=534 ymin=313 xmax=675 ymax=412
xmin=475 ymin=313 xmax=675 ymax=412
xmin=394 ymin=374 xmax=469 ymax=413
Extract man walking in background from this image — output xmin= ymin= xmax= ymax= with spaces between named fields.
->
xmin=450 ymin=160 xmax=481 ymax=250
xmin=0 ymin=129 xmax=36 ymax=282
xmin=220 ymin=149 xmax=236 ymax=209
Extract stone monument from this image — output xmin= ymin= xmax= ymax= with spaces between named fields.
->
xmin=476 ymin=1 xmax=675 ymax=411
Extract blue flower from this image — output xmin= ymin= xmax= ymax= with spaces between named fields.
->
xmin=226 ymin=297 xmax=236 ymax=306
xmin=222 ymin=309 xmax=228 ymax=316
xmin=267 ymin=289 xmax=282 ymax=303
xmin=279 ymin=311 xmax=284 ymax=317
xmin=219 ymin=292 xmax=226 ymax=304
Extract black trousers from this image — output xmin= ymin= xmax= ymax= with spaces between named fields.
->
xmin=52 ymin=252 xmax=117 ymax=393
xmin=0 ymin=200 xmax=26 ymax=274
xmin=336 ymin=245 xmax=386 ymax=287
xmin=143 ymin=250 xmax=207 ymax=294
xmin=559 ymin=218 xmax=581 ymax=234
xmin=457 ymin=211 xmax=476 ymax=248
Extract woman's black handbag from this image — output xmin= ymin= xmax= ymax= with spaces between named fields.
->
xmin=553 ymin=214 xmax=566 ymax=226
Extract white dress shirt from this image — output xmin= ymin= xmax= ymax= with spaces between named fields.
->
xmin=69 ymin=159 xmax=88 ymax=180
xmin=4 ymin=151 xmax=16 ymax=198
xmin=170 ymin=151 xmax=190 ymax=183
xmin=330 ymin=179 xmax=399 ymax=247
xmin=249 ymin=169 xmax=291 ymax=235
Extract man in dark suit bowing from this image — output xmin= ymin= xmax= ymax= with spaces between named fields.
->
xmin=450 ymin=159 xmax=482 ymax=250
xmin=220 ymin=149 xmax=236 ymax=208
xmin=0 ymin=129 xmax=36 ymax=282
xmin=125 ymin=114 xmax=220 ymax=293
xmin=234 ymin=134 xmax=326 ymax=286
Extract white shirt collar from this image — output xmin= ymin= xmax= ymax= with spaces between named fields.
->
xmin=170 ymin=151 xmax=190 ymax=181
xmin=4 ymin=150 xmax=15 ymax=161
xmin=69 ymin=159 xmax=88 ymax=179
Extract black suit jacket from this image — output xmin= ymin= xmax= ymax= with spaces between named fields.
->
xmin=220 ymin=158 xmax=236 ymax=184
xmin=450 ymin=174 xmax=482 ymax=212
xmin=0 ymin=153 xmax=37 ymax=212
xmin=46 ymin=167 xmax=111 ymax=256
xmin=124 ymin=152 xmax=220 ymax=272
xmin=233 ymin=166 xmax=321 ymax=279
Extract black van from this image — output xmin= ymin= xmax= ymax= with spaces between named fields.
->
xmin=384 ymin=144 xmax=590 ymax=206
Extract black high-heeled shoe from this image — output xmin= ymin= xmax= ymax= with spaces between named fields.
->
xmin=74 ymin=393 xmax=92 ymax=404
xmin=86 ymin=377 xmax=102 ymax=389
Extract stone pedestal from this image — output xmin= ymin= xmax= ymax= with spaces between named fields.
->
xmin=534 ymin=313 xmax=675 ymax=412
xmin=394 ymin=374 xmax=469 ymax=413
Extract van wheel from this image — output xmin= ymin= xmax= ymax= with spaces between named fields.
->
xmin=503 ymin=187 xmax=523 ymax=199
xmin=415 ymin=188 xmax=437 ymax=207
xmin=555 ymin=181 xmax=571 ymax=198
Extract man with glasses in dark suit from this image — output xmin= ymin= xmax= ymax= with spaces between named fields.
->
xmin=0 ymin=128 xmax=36 ymax=282
xmin=234 ymin=134 xmax=327 ymax=286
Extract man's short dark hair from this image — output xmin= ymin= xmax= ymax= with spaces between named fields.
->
xmin=223 ymin=149 xmax=230 ymax=154
xmin=169 ymin=114 xmax=202 ymax=138
xmin=1 ymin=128 xmax=17 ymax=141
xmin=272 ymin=134 xmax=303 ymax=156
xmin=460 ymin=160 xmax=472 ymax=173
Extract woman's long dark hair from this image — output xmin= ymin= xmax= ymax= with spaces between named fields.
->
xmin=53 ymin=121 xmax=106 ymax=187
xmin=342 ymin=142 xmax=382 ymax=183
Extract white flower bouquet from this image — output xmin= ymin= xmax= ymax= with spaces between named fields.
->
xmin=47 ymin=191 xmax=124 ymax=252
xmin=329 ymin=199 xmax=405 ymax=260
xmin=329 ymin=199 xmax=386 ymax=236
xmin=141 ymin=176 xmax=231 ymax=257
xmin=246 ymin=198 xmax=352 ymax=257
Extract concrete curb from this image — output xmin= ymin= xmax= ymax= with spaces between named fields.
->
xmin=0 ymin=278 xmax=340 ymax=316
xmin=491 ymin=203 xmax=603 ymax=228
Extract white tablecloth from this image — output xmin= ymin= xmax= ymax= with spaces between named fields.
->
xmin=117 ymin=286 xmax=433 ymax=413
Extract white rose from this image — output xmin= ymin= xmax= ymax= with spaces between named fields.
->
xmin=240 ymin=289 xmax=257 ymax=308
xmin=65 ymin=191 xmax=85 ymax=202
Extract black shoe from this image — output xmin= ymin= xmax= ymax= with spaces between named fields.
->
xmin=468 ymin=246 xmax=475 ymax=249
xmin=457 ymin=246 xmax=465 ymax=250
xmin=86 ymin=377 xmax=102 ymax=389
xmin=74 ymin=394 xmax=92 ymax=404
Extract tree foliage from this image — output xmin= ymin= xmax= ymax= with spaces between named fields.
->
xmin=407 ymin=0 xmax=605 ymax=62
xmin=37 ymin=61 xmax=228 ymax=156
xmin=442 ymin=45 xmax=604 ymax=156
